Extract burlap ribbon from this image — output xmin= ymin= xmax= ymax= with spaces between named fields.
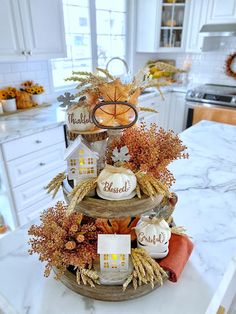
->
xmin=138 ymin=216 xmax=170 ymax=231
xmin=97 ymin=165 xmax=135 ymax=183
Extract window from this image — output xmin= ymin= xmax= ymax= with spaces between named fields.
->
xmin=87 ymin=167 xmax=95 ymax=174
xmin=51 ymin=0 xmax=128 ymax=89
xmin=79 ymin=167 xmax=87 ymax=174
xmin=88 ymin=157 xmax=93 ymax=165
xmin=79 ymin=157 xmax=85 ymax=165
xmin=70 ymin=159 xmax=76 ymax=166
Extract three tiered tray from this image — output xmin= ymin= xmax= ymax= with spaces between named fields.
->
xmin=28 ymin=64 xmax=190 ymax=302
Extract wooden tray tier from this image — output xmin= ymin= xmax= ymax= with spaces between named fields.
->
xmin=54 ymin=268 xmax=164 ymax=302
xmin=62 ymin=183 xmax=163 ymax=219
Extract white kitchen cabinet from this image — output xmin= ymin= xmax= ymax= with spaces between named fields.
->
xmin=138 ymin=93 xmax=170 ymax=129
xmin=0 ymin=0 xmax=66 ymax=61
xmin=168 ymin=92 xmax=186 ymax=134
xmin=136 ymin=0 xmax=190 ymax=53
xmin=186 ymin=0 xmax=208 ymax=52
xmin=138 ymin=91 xmax=186 ymax=133
xmin=206 ymin=0 xmax=236 ymax=24
xmin=0 ymin=0 xmax=25 ymax=60
xmin=0 ymin=125 xmax=66 ymax=228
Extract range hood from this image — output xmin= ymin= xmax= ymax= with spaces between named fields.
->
xmin=200 ymin=23 xmax=236 ymax=37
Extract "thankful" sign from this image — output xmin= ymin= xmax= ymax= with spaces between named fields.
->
xmin=67 ymin=112 xmax=93 ymax=125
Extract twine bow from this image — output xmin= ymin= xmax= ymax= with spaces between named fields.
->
xmin=97 ymin=165 xmax=134 ymax=183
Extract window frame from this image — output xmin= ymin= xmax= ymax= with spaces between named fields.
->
xmin=50 ymin=0 xmax=130 ymax=92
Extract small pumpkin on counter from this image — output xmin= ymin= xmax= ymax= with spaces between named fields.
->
xmin=96 ymin=165 xmax=137 ymax=200
xmin=16 ymin=90 xmax=34 ymax=109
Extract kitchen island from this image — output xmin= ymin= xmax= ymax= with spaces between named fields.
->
xmin=0 ymin=120 xmax=235 ymax=314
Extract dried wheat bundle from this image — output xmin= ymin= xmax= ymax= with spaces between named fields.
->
xmin=171 ymin=226 xmax=188 ymax=236
xmin=76 ymin=267 xmax=100 ymax=288
xmin=45 ymin=172 xmax=66 ymax=198
xmin=135 ymin=171 xmax=169 ymax=198
xmin=123 ymin=248 xmax=168 ymax=291
xmin=65 ymin=68 xmax=113 ymax=95
xmin=139 ymin=107 xmax=158 ymax=113
xmin=68 ymin=178 xmax=97 ymax=214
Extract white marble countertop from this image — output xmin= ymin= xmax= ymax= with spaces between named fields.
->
xmin=0 ymin=103 xmax=66 ymax=144
xmin=0 ymin=86 xmax=187 ymax=144
xmin=0 ymin=120 xmax=235 ymax=314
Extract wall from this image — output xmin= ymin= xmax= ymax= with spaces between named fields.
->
xmin=0 ymin=60 xmax=66 ymax=103
xmin=133 ymin=38 xmax=236 ymax=87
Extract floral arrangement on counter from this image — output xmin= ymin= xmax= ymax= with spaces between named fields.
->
xmin=28 ymin=64 xmax=193 ymax=300
xmin=0 ymin=87 xmax=17 ymax=100
xmin=0 ymin=80 xmax=45 ymax=113
xmin=21 ymin=80 xmax=45 ymax=95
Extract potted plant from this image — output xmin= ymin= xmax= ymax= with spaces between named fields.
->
xmin=0 ymin=87 xmax=17 ymax=112
xmin=21 ymin=80 xmax=45 ymax=105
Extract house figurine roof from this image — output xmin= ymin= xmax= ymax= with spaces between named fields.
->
xmin=64 ymin=136 xmax=99 ymax=160
xmin=98 ymin=234 xmax=131 ymax=255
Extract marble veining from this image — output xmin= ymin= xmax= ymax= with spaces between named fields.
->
xmin=0 ymin=86 xmax=187 ymax=144
xmin=0 ymin=103 xmax=66 ymax=144
xmin=0 ymin=120 xmax=235 ymax=314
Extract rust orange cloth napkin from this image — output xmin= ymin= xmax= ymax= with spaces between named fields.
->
xmin=158 ymin=233 xmax=194 ymax=282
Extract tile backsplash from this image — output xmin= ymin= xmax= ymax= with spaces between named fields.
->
xmin=1 ymin=47 xmax=235 ymax=106
xmin=134 ymin=40 xmax=236 ymax=88
xmin=173 ymin=52 xmax=236 ymax=87
xmin=0 ymin=60 xmax=59 ymax=102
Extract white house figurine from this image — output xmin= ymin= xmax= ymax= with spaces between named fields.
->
xmin=97 ymin=234 xmax=132 ymax=285
xmin=64 ymin=136 xmax=99 ymax=185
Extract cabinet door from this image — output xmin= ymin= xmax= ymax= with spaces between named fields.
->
xmin=186 ymin=0 xmax=208 ymax=52
xmin=138 ymin=94 xmax=170 ymax=129
xmin=0 ymin=0 xmax=25 ymax=61
xmin=20 ymin=0 xmax=66 ymax=59
xmin=168 ymin=92 xmax=186 ymax=134
xmin=136 ymin=0 xmax=160 ymax=52
xmin=206 ymin=0 xmax=236 ymax=23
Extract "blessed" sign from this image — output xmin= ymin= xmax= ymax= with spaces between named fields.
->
xmin=102 ymin=180 xmax=131 ymax=194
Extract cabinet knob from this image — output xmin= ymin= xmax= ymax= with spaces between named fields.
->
xmin=39 ymin=162 xmax=46 ymax=166
xmin=27 ymin=51 xmax=32 ymax=55
xmin=35 ymin=140 xmax=42 ymax=144
xmin=21 ymin=51 xmax=27 ymax=55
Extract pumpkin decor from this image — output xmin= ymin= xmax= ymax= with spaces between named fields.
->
xmin=34 ymin=64 xmax=191 ymax=300
xmin=96 ymin=165 xmax=137 ymax=200
xmin=95 ymin=217 xmax=140 ymax=241
xmin=225 ymin=52 xmax=236 ymax=79
xmin=16 ymin=90 xmax=34 ymax=109
xmin=66 ymin=100 xmax=96 ymax=132
xmin=135 ymin=215 xmax=171 ymax=258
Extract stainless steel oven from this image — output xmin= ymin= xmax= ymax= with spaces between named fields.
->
xmin=184 ymin=84 xmax=236 ymax=128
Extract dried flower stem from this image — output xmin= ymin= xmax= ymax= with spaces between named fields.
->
xmin=135 ymin=171 xmax=169 ymax=198
xmin=76 ymin=267 xmax=100 ymax=288
xmin=139 ymin=107 xmax=158 ymax=113
xmin=68 ymin=178 xmax=97 ymax=213
xmin=123 ymin=248 xmax=168 ymax=291
xmin=45 ymin=172 xmax=66 ymax=198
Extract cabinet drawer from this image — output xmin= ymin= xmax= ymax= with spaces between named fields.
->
xmin=12 ymin=166 xmax=65 ymax=212
xmin=7 ymin=142 xmax=66 ymax=188
xmin=2 ymin=126 xmax=65 ymax=161
xmin=17 ymin=193 xmax=63 ymax=226
xmin=139 ymin=96 xmax=161 ymax=108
